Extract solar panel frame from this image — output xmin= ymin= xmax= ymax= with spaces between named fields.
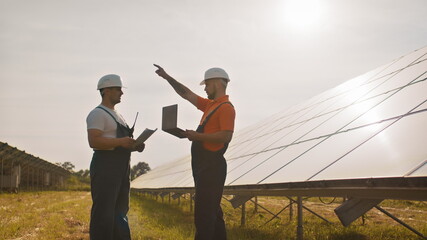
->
xmin=131 ymin=46 xmax=427 ymax=201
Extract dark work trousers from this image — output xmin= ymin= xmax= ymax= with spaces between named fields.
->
xmin=90 ymin=106 xmax=133 ymax=240
xmin=191 ymin=102 xmax=231 ymax=240
xmin=191 ymin=129 xmax=227 ymax=240
xmin=90 ymin=150 xmax=131 ymax=240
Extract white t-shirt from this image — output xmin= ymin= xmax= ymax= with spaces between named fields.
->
xmin=86 ymin=105 xmax=128 ymax=140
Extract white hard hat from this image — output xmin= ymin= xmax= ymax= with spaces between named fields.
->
xmin=200 ymin=67 xmax=230 ymax=85
xmin=97 ymin=74 xmax=124 ymax=90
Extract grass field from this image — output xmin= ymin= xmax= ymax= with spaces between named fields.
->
xmin=1 ymin=191 xmax=426 ymax=239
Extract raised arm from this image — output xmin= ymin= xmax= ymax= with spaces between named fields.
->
xmin=154 ymin=64 xmax=198 ymax=107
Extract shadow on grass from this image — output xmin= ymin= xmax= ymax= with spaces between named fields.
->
xmin=129 ymin=194 xmax=385 ymax=240
xmin=130 ymin=193 xmax=195 ymax=239
xmin=137 ymin=195 xmax=193 ymax=225
xmin=227 ymin=225 xmax=289 ymax=240
xmin=329 ymin=231 xmax=368 ymax=240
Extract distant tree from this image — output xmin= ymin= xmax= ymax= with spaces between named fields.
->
xmin=131 ymin=162 xmax=151 ymax=180
xmin=76 ymin=169 xmax=90 ymax=178
xmin=73 ymin=169 xmax=91 ymax=185
xmin=56 ymin=161 xmax=75 ymax=172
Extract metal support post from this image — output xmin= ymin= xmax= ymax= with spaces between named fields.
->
xmin=41 ymin=170 xmax=44 ymax=191
xmin=289 ymin=197 xmax=293 ymax=221
xmin=37 ymin=168 xmax=40 ymax=190
xmin=11 ymin=160 xmax=15 ymax=192
xmin=26 ymin=166 xmax=29 ymax=190
xmin=32 ymin=168 xmax=34 ymax=191
xmin=190 ymin=194 xmax=193 ymax=212
xmin=1 ymin=158 xmax=3 ymax=192
xmin=254 ymin=196 xmax=258 ymax=213
xmin=241 ymin=202 xmax=246 ymax=226
xmin=297 ymin=196 xmax=303 ymax=240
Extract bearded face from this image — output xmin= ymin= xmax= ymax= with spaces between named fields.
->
xmin=204 ymin=79 xmax=223 ymax=100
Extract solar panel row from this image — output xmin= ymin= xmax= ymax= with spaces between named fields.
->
xmin=131 ymin=46 xmax=427 ymax=190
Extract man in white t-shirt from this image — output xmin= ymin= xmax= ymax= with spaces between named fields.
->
xmin=86 ymin=74 xmax=144 ymax=240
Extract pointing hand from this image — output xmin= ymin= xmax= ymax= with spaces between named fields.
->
xmin=153 ymin=64 xmax=170 ymax=79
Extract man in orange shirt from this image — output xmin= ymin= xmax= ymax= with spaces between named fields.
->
xmin=154 ymin=64 xmax=235 ymax=240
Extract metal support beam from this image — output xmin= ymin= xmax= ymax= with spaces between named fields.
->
xmin=288 ymin=197 xmax=332 ymax=224
xmin=263 ymin=203 xmax=290 ymax=226
xmin=302 ymin=204 xmax=332 ymax=225
xmin=249 ymin=199 xmax=281 ymax=222
xmin=375 ymin=206 xmax=427 ymax=240
xmin=227 ymin=195 xmax=285 ymax=226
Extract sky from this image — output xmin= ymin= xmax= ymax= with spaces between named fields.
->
xmin=1 ymin=0 xmax=426 ymax=171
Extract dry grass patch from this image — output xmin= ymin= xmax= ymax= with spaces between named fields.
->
xmin=0 ymin=191 xmax=91 ymax=240
xmin=1 ymin=192 xmax=426 ymax=239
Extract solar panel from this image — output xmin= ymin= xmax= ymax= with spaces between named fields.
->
xmin=131 ymin=46 xmax=427 ymax=192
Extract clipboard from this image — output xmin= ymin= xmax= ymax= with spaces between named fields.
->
xmin=135 ymin=128 xmax=157 ymax=144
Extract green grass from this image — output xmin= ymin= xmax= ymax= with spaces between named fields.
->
xmin=130 ymin=194 xmax=427 ymax=240
xmin=129 ymin=194 xmax=195 ymax=240
xmin=0 ymin=191 xmax=90 ymax=240
xmin=64 ymin=175 xmax=91 ymax=192
xmin=0 ymin=192 xmax=426 ymax=239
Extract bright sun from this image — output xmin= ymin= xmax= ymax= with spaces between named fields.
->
xmin=282 ymin=0 xmax=325 ymax=31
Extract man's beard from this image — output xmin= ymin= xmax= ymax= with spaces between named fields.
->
xmin=207 ymin=90 xmax=215 ymax=100
xmin=113 ymin=97 xmax=121 ymax=104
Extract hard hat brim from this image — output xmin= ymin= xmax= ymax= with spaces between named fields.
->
xmin=200 ymin=78 xmax=230 ymax=85
xmin=97 ymin=85 xmax=126 ymax=90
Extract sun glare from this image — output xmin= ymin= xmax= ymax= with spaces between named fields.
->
xmin=282 ymin=0 xmax=325 ymax=31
